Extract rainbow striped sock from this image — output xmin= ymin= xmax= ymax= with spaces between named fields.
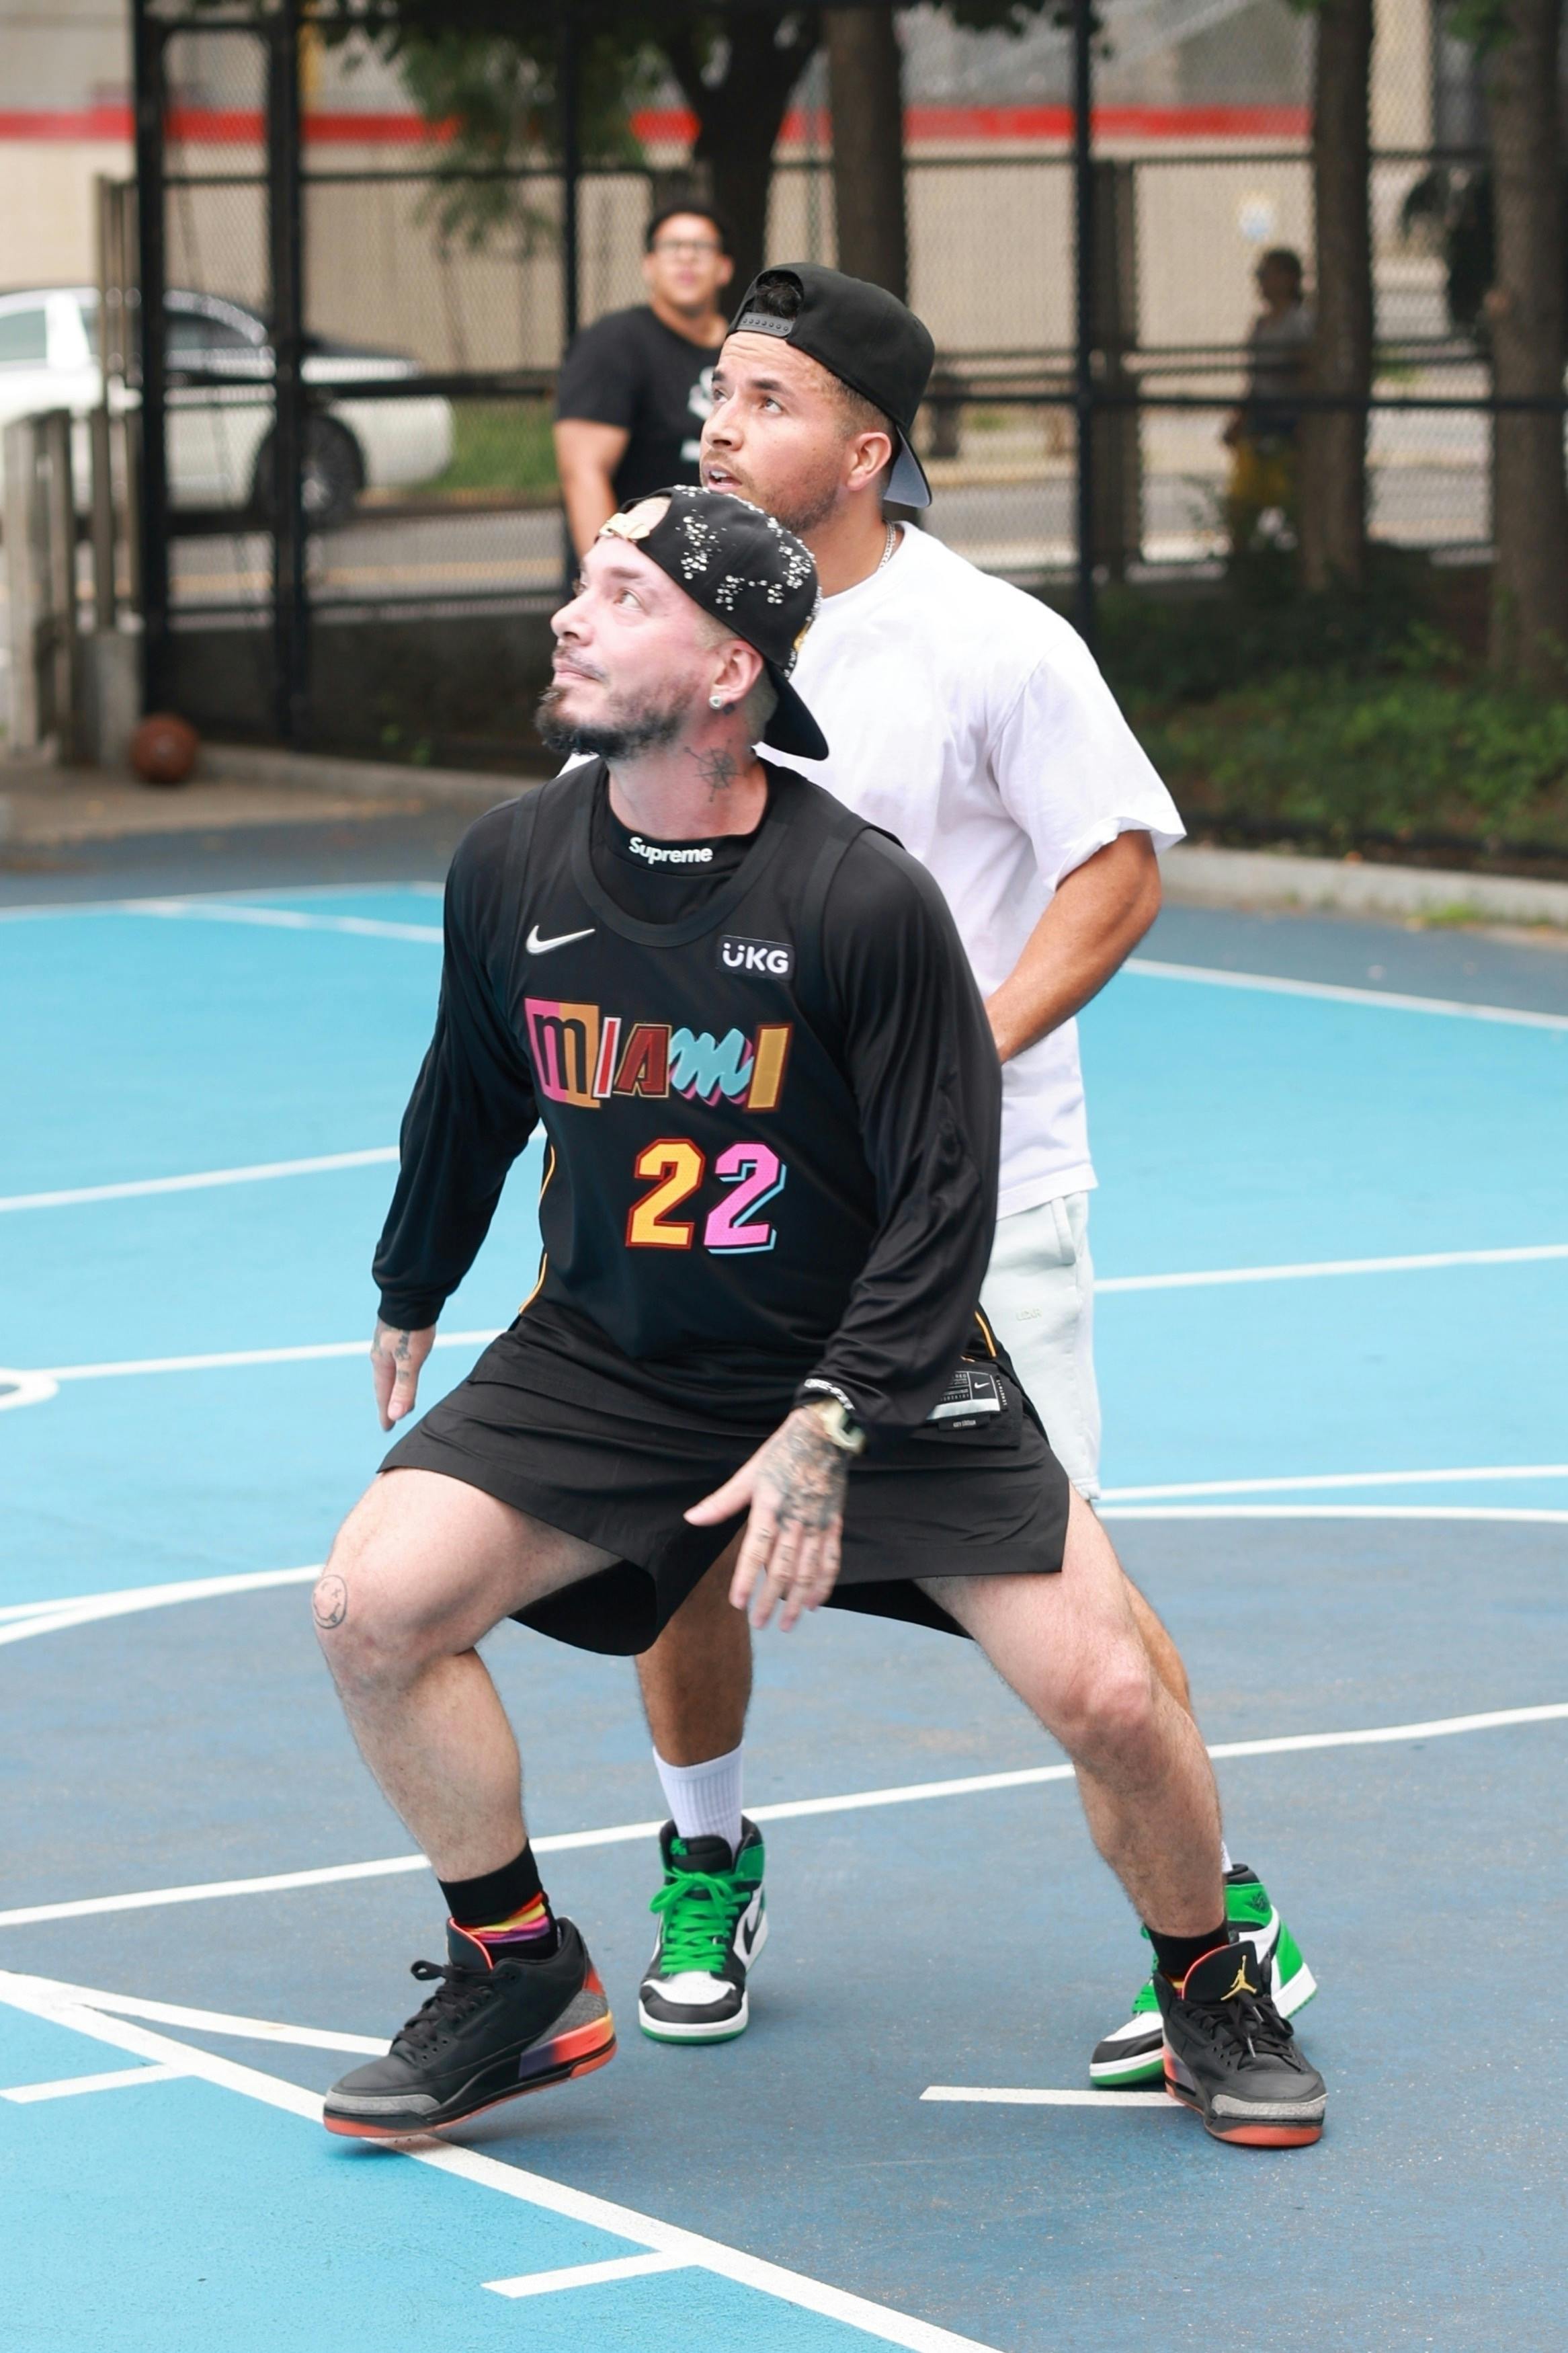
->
xmin=468 ymin=1890 xmax=556 ymax=1958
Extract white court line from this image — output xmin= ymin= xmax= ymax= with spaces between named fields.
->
xmin=11 ymin=885 xmax=1565 ymax=1033
xmin=1098 ymin=1240 xmax=1568 ymax=1293
xmin=124 ymin=898 xmax=444 ymax=944
xmin=0 ymin=1148 xmax=397 ymax=1215
xmin=1105 ymin=1505 xmax=1568 ymax=1524
xmin=3 ymin=1244 xmax=1563 ymax=1398
xmin=0 ymin=881 xmax=446 ymax=922
xmin=1 ymin=1490 xmax=1562 ymax=1649
xmin=1102 ymin=1462 xmax=1568 ymax=1502
xmin=3 ymin=1970 xmax=384 ymax=2056
xmin=1 ymin=2063 xmax=185 ymax=2104
xmin=1125 ymin=956 xmax=1568 ymax=1033
xmin=486 ymin=2252 xmax=692 ymax=2299
xmin=39 ymin=1330 xmax=497 ymax=1386
xmin=921 ymin=2087 xmax=1171 ymax=2110
xmin=0 ymin=1975 xmax=1004 ymax=2353
xmin=0 ymin=1565 xmax=321 ymax=1648
xmin=3 ymin=1700 xmax=1563 ymax=1933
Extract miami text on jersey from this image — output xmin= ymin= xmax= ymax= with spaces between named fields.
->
xmin=524 ymin=998 xmax=792 ymax=1113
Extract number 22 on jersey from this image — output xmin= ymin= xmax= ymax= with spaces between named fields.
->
xmin=626 ymin=1138 xmax=787 ymax=1255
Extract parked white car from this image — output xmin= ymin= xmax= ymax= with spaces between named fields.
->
xmin=0 ymin=285 xmax=454 ymax=528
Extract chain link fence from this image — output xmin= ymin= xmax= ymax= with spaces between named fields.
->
xmin=97 ymin=0 xmax=1521 ymax=765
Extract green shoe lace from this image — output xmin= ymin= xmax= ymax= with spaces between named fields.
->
xmin=649 ymin=1859 xmax=754 ymax=1977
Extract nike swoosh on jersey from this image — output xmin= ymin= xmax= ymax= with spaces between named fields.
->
xmin=526 ymin=923 xmax=596 ymax=955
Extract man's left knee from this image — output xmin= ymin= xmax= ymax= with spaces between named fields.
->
xmin=1051 ymin=1641 xmax=1164 ymax=1772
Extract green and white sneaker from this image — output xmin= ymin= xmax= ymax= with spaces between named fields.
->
xmin=1089 ymin=1864 xmax=1317 ymax=2089
xmin=638 ymin=1819 xmax=767 ymax=2044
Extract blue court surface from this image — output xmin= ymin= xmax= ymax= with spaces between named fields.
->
xmin=3 ymin=864 xmax=1566 ymax=2353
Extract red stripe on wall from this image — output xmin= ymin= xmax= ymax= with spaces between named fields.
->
xmin=0 ymin=101 xmax=1309 ymax=149
xmin=638 ymin=102 xmax=1310 ymax=143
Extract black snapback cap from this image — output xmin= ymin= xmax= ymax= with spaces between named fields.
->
xmin=728 ymin=262 xmax=936 ymax=508
xmin=598 ymin=485 xmax=828 ymax=761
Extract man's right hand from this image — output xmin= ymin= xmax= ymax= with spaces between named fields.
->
xmin=370 ymin=1319 xmax=436 ymax=1431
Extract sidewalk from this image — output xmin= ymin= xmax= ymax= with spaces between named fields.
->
xmin=0 ymin=744 xmax=515 ymax=851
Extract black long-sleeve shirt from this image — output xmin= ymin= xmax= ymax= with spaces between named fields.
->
xmin=374 ymin=763 xmax=1002 ymax=1437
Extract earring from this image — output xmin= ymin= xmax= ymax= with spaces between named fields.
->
xmin=709 ymin=694 xmax=727 ymax=711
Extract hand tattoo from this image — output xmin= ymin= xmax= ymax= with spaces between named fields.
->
xmin=312 ymin=1572 xmax=348 ymax=1630
xmin=761 ymin=1410 xmax=849 ymax=1530
xmin=689 ymin=742 xmax=739 ymax=798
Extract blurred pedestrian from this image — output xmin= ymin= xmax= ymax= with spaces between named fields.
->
xmin=553 ymin=202 xmax=734 ymax=555
xmin=1223 ymin=246 xmax=1313 ymax=556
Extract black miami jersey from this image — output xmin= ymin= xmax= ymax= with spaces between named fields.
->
xmin=374 ymin=760 xmax=1002 ymax=1435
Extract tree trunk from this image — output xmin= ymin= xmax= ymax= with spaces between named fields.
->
xmin=661 ymin=12 xmax=821 ymax=302
xmin=1485 ymin=0 xmax=1568 ymax=683
xmin=1298 ymin=0 xmax=1374 ymax=592
xmin=825 ymin=6 xmax=908 ymax=298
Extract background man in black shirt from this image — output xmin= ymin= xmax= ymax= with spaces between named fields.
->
xmin=554 ymin=201 xmax=734 ymax=554
xmin=313 ymin=488 xmax=1324 ymax=2154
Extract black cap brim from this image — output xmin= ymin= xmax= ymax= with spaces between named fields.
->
xmin=761 ymin=664 xmax=829 ymax=762
xmin=888 ymin=428 xmax=932 ymax=508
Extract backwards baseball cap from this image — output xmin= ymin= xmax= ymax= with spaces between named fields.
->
xmin=728 ymin=262 xmax=936 ymax=508
xmin=597 ymin=484 xmax=828 ymax=761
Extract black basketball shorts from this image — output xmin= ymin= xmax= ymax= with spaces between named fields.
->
xmin=380 ymin=1316 xmax=1072 ymax=1656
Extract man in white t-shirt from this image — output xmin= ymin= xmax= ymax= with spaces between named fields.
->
xmin=630 ymin=265 xmax=1317 ymax=2088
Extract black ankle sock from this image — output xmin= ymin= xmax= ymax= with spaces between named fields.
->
xmin=438 ymin=1844 xmax=554 ymax=1944
xmin=1147 ymin=1921 xmax=1229 ymax=1987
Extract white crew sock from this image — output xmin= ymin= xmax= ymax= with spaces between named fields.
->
xmin=653 ymin=1742 xmax=745 ymax=1856
xmin=1220 ymin=1839 xmax=1234 ymax=1876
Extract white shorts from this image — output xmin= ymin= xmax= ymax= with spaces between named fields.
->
xmin=979 ymin=1192 xmax=1102 ymax=1500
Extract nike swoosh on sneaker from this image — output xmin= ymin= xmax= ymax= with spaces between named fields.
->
xmin=526 ymin=924 xmax=595 ymax=955
xmin=733 ymin=1895 xmax=764 ymax=1967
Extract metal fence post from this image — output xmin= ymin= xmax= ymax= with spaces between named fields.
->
xmin=40 ymin=411 xmax=80 ymax=760
xmin=1091 ymin=159 xmax=1141 ymax=580
xmin=559 ymin=2 xmax=581 ymax=593
xmin=1071 ymin=0 xmax=1096 ymax=647
xmin=3 ymin=419 xmax=43 ymax=754
xmin=91 ymin=173 xmax=121 ymax=631
xmin=268 ymin=0 xmax=308 ymax=746
xmin=131 ymin=0 xmax=169 ymax=716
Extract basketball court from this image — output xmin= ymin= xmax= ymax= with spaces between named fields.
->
xmin=3 ymin=867 xmax=1565 ymax=2351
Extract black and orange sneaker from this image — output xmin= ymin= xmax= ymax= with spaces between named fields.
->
xmin=1155 ymin=1939 xmax=1327 ymax=2148
xmin=323 ymin=1917 xmax=614 ymax=2139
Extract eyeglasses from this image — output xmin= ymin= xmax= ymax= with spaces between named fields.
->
xmin=652 ymin=239 xmax=723 ymax=258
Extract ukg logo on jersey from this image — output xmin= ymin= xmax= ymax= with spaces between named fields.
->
xmin=718 ymin=934 xmax=794 ymax=980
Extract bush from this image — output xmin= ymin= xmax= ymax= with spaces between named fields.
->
xmin=1139 ymin=666 xmax=1568 ymax=858
xmin=1075 ymin=559 xmax=1568 ymax=864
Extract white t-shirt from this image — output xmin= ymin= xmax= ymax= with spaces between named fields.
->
xmin=768 ymin=524 xmax=1184 ymax=1217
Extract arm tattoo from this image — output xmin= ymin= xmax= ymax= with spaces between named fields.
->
xmin=313 ymin=1572 xmax=348 ymax=1630
xmin=763 ymin=1411 xmax=849 ymax=1531
xmin=689 ymin=742 xmax=739 ymax=798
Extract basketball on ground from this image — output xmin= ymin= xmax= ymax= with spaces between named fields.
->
xmin=130 ymin=713 xmax=200 ymax=787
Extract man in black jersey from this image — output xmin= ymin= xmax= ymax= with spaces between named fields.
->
xmin=314 ymin=487 xmax=1325 ymax=2150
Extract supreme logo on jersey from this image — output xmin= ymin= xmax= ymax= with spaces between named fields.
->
xmin=526 ymin=997 xmax=792 ymax=1113
xmin=718 ymin=934 xmax=794 ymax=980
xmin=627 ymin=835 xmax=712 ymax=865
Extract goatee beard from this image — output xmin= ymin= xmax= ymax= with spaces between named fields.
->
xmin=536 ymin=683 xmax=686 ymax=762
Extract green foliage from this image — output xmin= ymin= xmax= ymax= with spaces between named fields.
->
xmin=419 ymin=401 xmax=559 ymax=497
xmin=1094 ymin=557 xmax=1437 ymax=708
xmin=1142 ymin=666 xmax=1568 ymax=853
xmin=1094 ymin=565 xmax=1568 ymax=857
